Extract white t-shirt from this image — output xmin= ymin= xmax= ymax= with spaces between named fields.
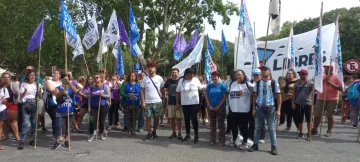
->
xmin=19 ymin=83 xmax=43 ymax=102
xmin=0 ymin=87 xmax=9 ymax=112
xmin=228 ymin=81 xmax=254 ymax=113
xmin=141 ymin=75 xmax=164 ymax=103
xmin=176 ymin=78 xmax=203 ymax=105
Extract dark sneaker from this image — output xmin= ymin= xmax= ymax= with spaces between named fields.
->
xmin=181 ymin=135 xmax=191 ymax=142
xmin=18 ymin=141 xmax=25 ymax=150
xmin=193 ymin=136 xmax=199 ymax=144
xmin=311 ymin=129 xmax=318 ymax=135
xmin=169 ymin=132 xmax=177 ymax=139
xmin=226 ymin=130 xmax=231 ymax=135
xmin=143 ymin=133 xmax=153 ymax=141
xmin=152 ymin=131 xmax=158 ymax=139
xmin=248 ymin=144 xmax=259 ymax=152
xmin=296 ymin=133 xmax=304 ymax=139
xmin=29 ymin=140 xmax=36 ymax=146
xmin=270 ymin=145 xmax=278 ymax=155
xmin=51 ymin=142 xmax=61 ymax=150
xmin=177 ymin=134 xmax=183 ymax=140
xmin=63 ymin=141 xmax=71 ymax=147
xmin=352 ymin=125 xmax=358 ymax=129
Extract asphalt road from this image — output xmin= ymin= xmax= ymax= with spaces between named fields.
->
xmin=1 ymin=114 xmax=360 ymax=162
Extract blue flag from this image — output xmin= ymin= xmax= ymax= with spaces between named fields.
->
xmin=221 ymin=30 xmax=228 ymax=56
xmin=207 ymin=34 xmax=214 ymax=54
xmin=60 ymin=1 xmax=77 ymax=40
xmin=117 ymin=47 xmax=125 ymax=77
xmin=129 ymin=4 xmax=140 ymax=57
xmin=27 ymin=18 xmax=44 ymax=52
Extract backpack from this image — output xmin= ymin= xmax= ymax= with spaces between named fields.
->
xmin=347 ymin=81 xmax=360 ymax=100
xmin=256 ymin=79 xmax=277 ymax=107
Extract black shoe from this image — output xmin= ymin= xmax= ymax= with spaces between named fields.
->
xmin=63 ymin=141 xmax=71 ymax=147
xmin=193 ymin=136 xmax=199 ymax=144
xmin=270 ymin=145 xmax=278 ymax=155
xmin=18 ymin=141 xmax=25 ymax=150
xmin=296 ymin=133 xmax=304 ymax=139
xmin=143 ymin=133 xmax=153 ymax=141
xmin=181 ymin=135 xmax=191 ymax=142
xmin=248 ymin=144 xmax=259 ymax=152
xmin=51 ymin=142 xmax=61 ymax=150
xmin=226 ymin=130 xmax=231 ymax=135
xmin=122 ymin=127 xmax=128 ymax=132
xmin=311 ymin=129 xmax=318 ymax=135
xmin=177 ymin=134 xmax=183 ymax=140
xmin=152 ymin=131 xmax=158 ymax=139
xmin=169 ymin=132 xmax=177 ymax=139
xmin=29 ymin=140 xmax=36 ymax=146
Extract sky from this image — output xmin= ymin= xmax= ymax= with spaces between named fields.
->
xmin=204 ymin=0 xmax=359 ymax=43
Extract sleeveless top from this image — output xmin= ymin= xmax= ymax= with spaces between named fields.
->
xmin=90 ymin=85 xmax=108 ymax=107
xmin=82 ymin=86 xmax=91 ymax=105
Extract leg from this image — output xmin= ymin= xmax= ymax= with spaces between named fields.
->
xmin=17 ymin=103 xmax=23 ymax=133
xmin=77 ymin=109 xmax=88 ymax=128
xmin=295 ymin=104 xmax=304 ymax=133
xmin=227 ymin=108 xmax=232 ymax=133
xmin=182 ymin=105 xmax=191 ymax=135
xmin=46 ymin=107 xmax=57 ymax=136
xmin=0 ymin=121 xmax=3 ymax=142
xmin=326 ymin=101 xmax=337 ymax=133
xmin=89 ymin=108 xmax=97 ymax=135
xmin=284 ymin=100 xmax=293 ymax=128
xmin=313 ymin=100 xmax=324 ymax=131
xmin=254 ymin=109 xmax=265 ymax=145
xmin=176 ymin=105 xmax=184 ymax=135
xmin=280 ymin=102 xmax=285 ymax=125
xmin=64 ymin=115 xmax=74 ymax=141
xmin=138 ymin=108 xmax=144 ymax=130
xmin=10 ymin=120 xmax=20 ymax=140
xmin=209 ymin=110 xmax=217 ymax=143
xmin=341 ymin=99 xmax=347 ymax=123
xmin=55 ymin=116 xmax=65 ymax=142
xmin=266 ymin=109 xmax=277 ymax=146
xmin=190 ymin=105 xmax=199 ymax=137
xmin=114 ymin=102 xmax=120 ymax=127
xmin=124 ymin=106 xmax=130 ymax=130
xmin=20 ymin=106 xmax=31 ymax=141
xmin=231 ymin=113 xmax=239 ymax=141
xmin=217 ymin=110 xmax=226 ymax=145
xmin=108 ymin=103 xmax=115 ymax=126
xmin=260 ymin=120 xmax=266 ymax=140
xmin=99 ymin=106 xmax=109 ymax=134
xmin=240 ymin=112 xmax=249 ymax=143
xmin=352 ymin=104 xmax=360 ymax=127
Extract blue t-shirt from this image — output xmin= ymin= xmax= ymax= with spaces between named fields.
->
xmin=349 ymin=82 xmax=360 ymax=105
xmin=205 ymin=83 xmax=227 ymax=109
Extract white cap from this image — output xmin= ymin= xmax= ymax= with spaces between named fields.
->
xmin=252 ymin=69 xmax=261 ymax=75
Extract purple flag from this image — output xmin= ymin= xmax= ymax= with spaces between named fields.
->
xmin=180 ymin=36 xmax=187 ymax=52
xmin=27 ymin=18 xmax=45 ymax=52
xmin=172 ymin=33 xmax=180 ymax=51
xmin=183 ymin=29 xmax=198 ymax=53
xmin=118 ymin=17 xmax=130 ymax=45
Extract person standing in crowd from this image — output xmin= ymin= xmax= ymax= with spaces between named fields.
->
xmin=228 ymin=69 xmax=254 ymax=149
xmin=0 ymin=77 xmax=9 ymax=150
xmin=224 ymin=70 xmax=235 ymax=135
xmin=280 ymin=69 xmax=298 ymax=132
xmin=176 ymin=68 xmax=205 ymax=143
xmin=1 ymin=72 xmax=20 ymax=141
xmin=51 ymin=74 xmax=78 ymax=150
xmin=292 ymin=69 xmax=314 ymax=139
xmin=163 ymin=68 xmax=183 ymax=140
xmin=67 ymin=71 xmax=81 ymax=132
xmin=312 ymin=65 xmax=342 ymax=137
xmin=205 ymin=71 xmax=227 ymax=147
xmin=87 ymin=74 xmax=110 ymax=142
xmin=120 ymin=72 xmax=141 ymax=137
xmin=141 ymin=62 xmax=164 ymax=141
xmin=249 ymin=65 xmax=281 ymax=155
xmin=199 ymin=79 xmax=208 ymax=128
xmin=348 ymin=76 xmax=360 ymax=129
xmin=108 ymin=73 xmax=121 ymax=130
xmin=18 ymin=69 xmax=43 ymax=150
xmin=137 ymin=71 xmax=146 ymax=133
xmin=341 ymin=75 xmax=353 ymax=124
xmin=77 ymin=76 xmax=86 ymax=89
xmin=77 ymin=76 xmax=94 ymax=130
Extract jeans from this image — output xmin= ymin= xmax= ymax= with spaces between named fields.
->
xmin=351 ymin=104 xmax=359 ymax=126
xmin=138 ymin=108 xmax=144 ymax=129
xmin=20 ymin=100 xmax=37 ymax=141
xmin=55 ymin=115 xmax=74 ymax=138
xmin=254 ymin=107 xmax=276 ymax=146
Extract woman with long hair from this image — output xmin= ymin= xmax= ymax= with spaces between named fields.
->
xmin=280 ymin=69 xmax=298 ymax=132
xmin=77 ymin=76 xmax=94 ymax=129
xmin=108 ymin=73 xmax=122 ymax=130
xmin=120 ymin=72 xmax=141 ymax=136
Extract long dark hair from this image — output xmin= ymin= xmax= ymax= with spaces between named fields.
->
xmin=235 ymin=69 xmax=248 ymax=84
xmin=85 ymin=76 xmax=93 ymax=88
xmin=126 ymin=71 xmax=138 ymax=83
xmin=25 ymin=69 xmax=36 ymax=83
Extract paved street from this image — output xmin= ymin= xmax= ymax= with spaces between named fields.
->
xmin=1 ymin=114 xmax=359 ymax=162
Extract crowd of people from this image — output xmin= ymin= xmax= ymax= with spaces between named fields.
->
xmin=0 ymin=62 xmax=359 ymax=156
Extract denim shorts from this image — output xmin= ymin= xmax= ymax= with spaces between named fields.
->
xmin=0 ymin=110 xmax=6 ymax=120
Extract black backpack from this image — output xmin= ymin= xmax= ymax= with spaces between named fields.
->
xmin=255 ymin=79 xmax=278 ymax=108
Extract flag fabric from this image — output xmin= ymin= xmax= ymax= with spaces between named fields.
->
xmin=331 ymin=15 xmax=344 ymax=91
xmin=286 ymin=27 xmax=295 ymax=70
xmin=118 ymin=17 xmax=130 ymax=45
xmin=27 ymin=18 xmax=44 ymax=52
xmin=131 ymin=43 xmax=144 ymax=59
xmin=221 ymin=30 xmax=228 ymax=56
xmin=183 ymin=29 xmax=198 ymax=53
xmin=104 ymin=9 xmax=120 ymax=46
xmin=173 ymin=33 xmax=181 ymax=60
xmin=314 ymin=14 xmax=323 ymax=93
xmin=204 ymin=49 xmax=218 ymax=83
xmin=117 ymin=47 xmax=125 ymax=77
xmin=269 ymin=0 xmax=281 ymax=35
xmin=129 ymin=4 xmax=140 ymax=57
xmin=82 ymin=13 xmax=99 ymax=49
xmin=60 ymin=1 xmax=77 ymax=39
xmin=238 ymin=0 xmax=245 ymax=32
xmin=180 ymin=36 xmax=187 ymax=53
xmin=66 ymin=33 xmax=84 ymax=61
xmin=207 ymin=34 xmax=215 ymax=54
xmin=97 ymin=28 xmax=108 ymax=63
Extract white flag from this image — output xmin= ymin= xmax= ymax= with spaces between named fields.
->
xmin=269 ymin=0 xmax=281 ymax=35
xmin=286 ymin=27 xmax=295 ymax=70
xmin=104 ymin=9 xmax=120 ymax=46
xmin=66 ymin=33 xmax=84 ymax=61
xmin=314 ymin=13 xmax=323 ymax=93
xmin=82 ymin=13 xmax=99 ymax=49
xmin=331 ymin=15 xmax=344 ymax=91
xmin=112 ymin=42 xmax=120 ymax=59
xmin=133 ymin=43 xmax=144 ymax=59
xmin=97 ymin=28 xmax=108 ymax=63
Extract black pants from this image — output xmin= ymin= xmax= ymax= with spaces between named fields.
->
xmin=183 ymin=104 xmax=199 ymax=136
xmin=280 ymin=99 xmax=296 ymax=128
xmin=108 ymin=101 xmax=120 ymax=125
xmin=226 ymin=108 xmax=232 ymax=132
xmin=248 ymin=113 xmax=266 ymax=140
xmin=45 ymin=104 xmax=57 ymax=136
xmin=231 ymin=112 xmax=250 ymax=143
xmin=17 ymin=103 xmax=23 ymax=132
xmin=89 ymin=105 xmax=109 ymax=134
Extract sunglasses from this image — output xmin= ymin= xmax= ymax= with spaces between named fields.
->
xmin=95 ymin=77 xmax=100 ymax=79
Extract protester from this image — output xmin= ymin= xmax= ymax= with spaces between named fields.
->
xmin=67 ymin=71 xmax=81 ymax=132
xmin=0 ymin=77 xmax=9 ymax=150
xmin=312 ymin=65 xmax=342 ymax=137
xmin=280 ymin=69 xmax=298 ymax=132
xmin=141 ymin=62 xmax=164 ymax=141
xmin=108 ymin=73 xmax=121 ymax=130
xmin=348 ymin=77 xmax=360 ymax=129
xmin=205 ymin=71 xmax=227 ymax=147
xmin=341 ymin=75 xmax=353 ymax=124
xmin=224 ymin=70 xmax=236 ymax=135
xmin=292 ymin=69 xmax=314 ymax=139
xmin=77 ymin=76 xmax=93 ymax=129
xmin=176 ymin=68 xmax=205 ymax=143
xmin=120 ymin=72 xmax=141 ymax=137
xmin=199 ymin=79 xmax=209 ymax=128
xmin=249 ymin=65 xmax=281 ymax=155
xmin=163 ymin=68 xmax=183 ymax=140
xmin=136 ymin=71 xmax=146 ymax=133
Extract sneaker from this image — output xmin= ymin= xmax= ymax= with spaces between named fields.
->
xmin=282 ymin=127 xmax=291 ymax=132
xmin=29 ymin=140 xmax=36 ymax=146
xmin=87 ymin=134 xmax=95 ymax=142
xmin=160 ymin=121 xmax=164 ymax=126
xmin=248 ymin=144 xmax=259 ymax=152
xmin=51 ymin=142 xmax=61 ymax=150
xmin=193 ymin=136 xmax=199 ymax=144
xmin=138 ymin=128 xmax=144 ymax=133
xmin=324 ymin=131 xmax=332 ymax=137
xmin=164 ymin=121 xmax=171 ymax=127
xmin=115 ymin=124 xmax=122 ymax=130
xmin=278 ymin=123 xmax=284 ymax=126
xmin=228 ymin=141 xmax=236 ymax=147
xmin=270 ymin=145 xmax=278 ymax=155
xmin=59 ymin=137 xmax=65 ymax=142
xmin=226 ymin=130 xmax=231 ymax=135
xmin=107 ymin=125 xmax=113 ymax=130
xmin=352 ymin=125 xmax=358 ymax=129
xmin=63 ymin=141 xmax=71 ymax=147
xmin=238 ymin=142 xmax=249 ymax=150
xmin=205 ymin=119 xmax=209 ymax=123
xmin=152 ymin=131 xmax=158 ymax=139
xmin=311 ymin=129 xmax=318 ymax=135
xmin=181 ymin=135 xmax=191 ymax=142
xmin=18 ymin=141 xmax=25 ymax=150
xmin=259 ymin=139 xmax=265 ymax=144
xmin=177 ymin=134 xmax=183 ymax=140
xmin=169 ymin=132 xmax=177 ymax=139
xmin=143 ymin=133 xmax=153 ymax=141
xmin=100 ymin=134 xmax=106 ymax=140
xmin=296 ymin=133 xmax=304 ymax=139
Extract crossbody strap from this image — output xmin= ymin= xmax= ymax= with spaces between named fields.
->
xmin=149 ymin=77 xmax=162 ymax=98
xmin=294 ymin=81 xmax=307 ymax=102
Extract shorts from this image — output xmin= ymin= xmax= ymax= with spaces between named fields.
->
xmin=314 ymin=100 xmax=338 ymax=118
xmin=144 ymin=102 xmax=162 ymax=117
xmin=167 ymin=105 xmax=183 ymax=119
xmin=295 ymin=104 xmax=311 ymax=124
xmin=0 ymin=110 xmax=6 ymax=120
xmin=5 ymin=102 xmax=18 ymax=111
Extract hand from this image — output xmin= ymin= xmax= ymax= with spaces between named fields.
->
xmin=252 ymin=109 xmax=256 ymax=117
xmin=23 ymin=83 xmax=28 ymax=91
xmin=99 ymin=91 xmax=103 ymax=97
xmin=292 ymin=103 xmax=296 ymax=110
xmin=276 ymin=110 xmax=281 ymax=119
xmin=323 ymin=76 xmax=330 ymax=82
xmin=128 ymin=93 xmax=135 ymax=99
xmin=214 ymin=106 xmax=220 ymax=112
xmin=142 ymin=103 xmax=146 ymax=109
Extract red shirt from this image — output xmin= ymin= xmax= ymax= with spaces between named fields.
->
xmin=318 ymin=74 xmax=341 ymax=101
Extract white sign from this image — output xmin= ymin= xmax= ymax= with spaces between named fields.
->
xmin=82 ymin=13 xmax=99 ymax=49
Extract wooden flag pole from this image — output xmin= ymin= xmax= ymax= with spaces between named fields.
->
xmin=83 ymin=54 xmax=90 ymax=75
xmin=235 ymin=31 xmax=241 ymax=70
xmin=34 ymin=42 xmax=42 ymax=150
xmin=63 ymin=31 xmax=71 ymax=152
xmin=277 ymin=59 xmax=288 ymax=131
xmin=309 ymin=88 xmax=315 ymax=142
xmin=262 ymin=15 xmax=271 ymax=65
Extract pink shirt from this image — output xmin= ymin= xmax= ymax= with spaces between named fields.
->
xmin=318 ymin=74 xmax=341 ymax=101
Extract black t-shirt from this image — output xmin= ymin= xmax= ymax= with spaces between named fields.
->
xmin=164 ymin=79 xmax=179 ymax=105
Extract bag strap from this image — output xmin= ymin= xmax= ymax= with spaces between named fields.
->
xmin=149 ymin=77 xmax=162 ymax=98
xmin=294 ymin=81 xmax=307 ymax=102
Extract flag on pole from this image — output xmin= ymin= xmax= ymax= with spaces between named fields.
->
xmin=60 ymin=1 xmax=77 ymax=39
xmin=180 ymin=36 xmax=187 ymax=53
xmin=104 ymin=9 xmax=120 ymax=46
xmin=269 ymin=0 xmax=281 ymax=35
xmin=314 ymin=13 xmax=323 ymax=93
xmin=204 ymin=49 xmax=218 ymax=83
xmin=117 ymin=47 xmax=125 ymax=77
xmin=66 ymin=33 xmax=84 ymax=61
xmin=97 ymin=28 xmax=108 ymax=63
xmin=331 ymin=15 xmax=344 ymax=91
xmin=221 ymin=30 xmax=228 ymax=56
xmin=238 ymin=0 xmax=245 ymax=32
xmin=118 ymin=17 xmax=130 ymax=46
xmin=183 ymin=29 xmax=198 ymax=53
xmin=286 ymin=27 xmax=295 ymax=70
xmin=173 ymin=33 xmax=181 ymax=60
xmin=82 ymin=13 xmax=99 ymax=49
xmin=129 ymin=4 xmax=140 ymax=57
xmin=207 ymin=34 xmax=215 ymax=54
xmin=27 ymin=18 xmax=44 ymax=52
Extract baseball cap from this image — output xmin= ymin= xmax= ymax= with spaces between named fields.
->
xmin=297 ymin=69 xmax=309 ymax=75
xmin=184 ymin=68 xmax=196 ymax=75
xmin=252 ymin=69 xmax=261 ymax=75
xmin=323 ymin=65 xmax=334 ymax=68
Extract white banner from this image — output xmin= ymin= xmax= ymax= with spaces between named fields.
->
xmin=82 ymin=13 xmax=99 ymax=50
xmin=104 ymin=9 xmax=120 ymax=46
xmin=66 ymin=33 xmax=84 ymax=61
xmin=173 ymin=35 xmax=204 ymax=76
xmin=97 ymin=28 xmax=108 ymax=63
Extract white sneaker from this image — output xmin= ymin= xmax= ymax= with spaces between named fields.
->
xmin=87 ymin=134 xmax=95 ymax=142
xmin=205 ymin=119 xmax=209 ymax=123
xmin=282 ymin=127 xmax=291 ymax=132
xmin=259 ymin=139 xmax=265 ymax=144
xmin=59 ymin=137 xmax=65 ymax=142
xmin=138 ymin=129 xmax=144 ymax=133
xmin=100 ymin=134 xmax=106 ymax=140
xmin=238 ymin=143 xmax=249 ymax=150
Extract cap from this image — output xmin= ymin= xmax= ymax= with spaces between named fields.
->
xmin=211 ymin=71 xmax=220 ymax=77
xmin=252 ymin=69 xmax=261 ymax=75
xmin=259 ymin=65 xmax=271 ymax=70
xmin=184 ymin=68 xmax=196 ymax=75
xmin=147 ymin=61 xmax=156 ymax=67
xmin=297 ymin=69 xmax=309 ymax=75
xmin=323 ymin=65 xmax=334 ymax=68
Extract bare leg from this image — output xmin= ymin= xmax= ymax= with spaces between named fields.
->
xmin=146 ymin=117 xmax=151 ymax=134
xmin=9 ymin=120 xmax=20 ymax=140
xmin=154 ymin=116 xmax=159 ymax=131
xmin=171 ymin=118 xmax=176 ymax=132
xmin=177 ymin=118 xmax=182 ymax=134
xmin=313 ymin=117 xmax=321 ymax=130
xmin=77 ymin=109 xmax=88 ymax=128
xmin=2 ymin=121 xmax=9 ymax=139
xmin=327 ymin=117 xmax=334 ymax=132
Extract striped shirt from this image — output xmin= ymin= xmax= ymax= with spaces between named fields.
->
xmin=253 ymin=80 xmax=280 ymax=107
